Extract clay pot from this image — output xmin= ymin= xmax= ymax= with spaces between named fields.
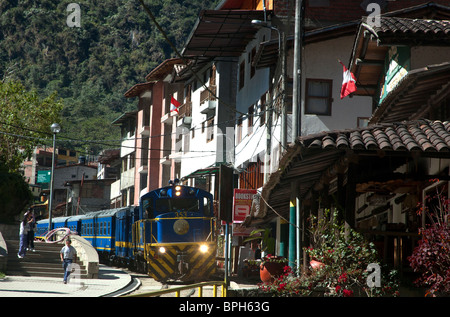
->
xmin=260 ymin=257 xmax=287 ymax=283
xmin=310 ymin=260 xmax=325 ymax=270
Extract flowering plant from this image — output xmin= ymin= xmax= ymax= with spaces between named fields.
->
xmin=408 ymin=183 xmax=450 ymax=297
xmin=257 ymin=209 xmax=399 ymax=297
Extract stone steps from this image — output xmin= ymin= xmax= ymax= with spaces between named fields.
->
xmin=5 ymin=240 xmax=88 ymax=279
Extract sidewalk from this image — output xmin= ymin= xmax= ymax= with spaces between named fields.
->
xmin=0 ymin=264 xmax=135 ymax=297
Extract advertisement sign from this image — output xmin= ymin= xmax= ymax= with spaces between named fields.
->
xmin=233 ymin=189 xmax=257 ymax=223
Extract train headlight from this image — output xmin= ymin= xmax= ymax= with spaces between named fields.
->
xmin=175 ymin=191 xmax=181 ymax=196
xmin=175 ymin=185 xmax=181 ymax=191
xmin=159 ymin=247 xmax=166 ymax=254
xmin=199 ymin=244 xmax=208 ymax=253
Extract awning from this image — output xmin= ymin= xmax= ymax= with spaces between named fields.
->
xmin=111 ymin=111 xmax=137 ymax=125
xmin=370 ymin=62 xmax=450 ymax=124
xmin=182 ymin=9 xmax=268 ymax=58
xmin=349 ymin=15 xmax=450 ymax=97
xmin=124 ymin=82 xmax=153 ymax=98
xmin=247 ymin=119 xmax=450 ymax=224
xmin=185 ymin=166 xmax=219 ymax=178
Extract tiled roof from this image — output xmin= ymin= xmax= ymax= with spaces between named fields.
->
xmin=300 ymin=119 xmax=450 ymax=153
xmin=364 ymin=17 xmax=450 ymax=45
xmin=372 ymin=17 xmax=450 ymax=35
xmin=248 ymin=120 xmax=450 ymax=224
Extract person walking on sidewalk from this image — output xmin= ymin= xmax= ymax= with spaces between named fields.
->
xmin=17 ymin=212 xmax=32 ymax=258
xmin=60 ymin=238 xmax=77 ymax=284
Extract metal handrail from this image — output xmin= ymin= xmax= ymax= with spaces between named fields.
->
xmin=123 ymin=281 xmax=227 ymax=297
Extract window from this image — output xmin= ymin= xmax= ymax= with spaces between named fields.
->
xmin=250 ymin=47 xmax=256 ymax=78
xmin=206 ymin=118 xmax=214 ymax=142
xmin=305 ymin=79 xmax=333 ymax=115
xmin=237 ymin=117 xmax=243 ymax=144
xmin=239 ymin=61 xmax=245 ymax=90
xmin=260 ymin=94 xmax=267 ymax=126
xmin=248 ymin=105 xmax=254 ymax=135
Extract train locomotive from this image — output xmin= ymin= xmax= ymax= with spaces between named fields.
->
xmin=36 ymin=182 xmax=217 ymax=282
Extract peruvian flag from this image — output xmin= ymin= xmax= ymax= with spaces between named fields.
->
xmin=170 ymin=96 xmax=181 ymax=113
xmin=339 ymin=61 xmax=357 ymax=99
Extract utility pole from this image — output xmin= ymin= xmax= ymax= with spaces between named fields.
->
xmin=290 ymin=0 xmax=303 ymax=272
xmin=292 ymin=0 xmax=302 ymax=141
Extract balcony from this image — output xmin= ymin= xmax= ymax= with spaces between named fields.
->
xmin=139 ymin=125 xmax=150 ymax=136
xmin=199 ymin=85 xmax=217 ymax=115
xmin=177 ymin=101 xmax=192 ymax=118
xmin=177 ymin=101 xmax=192 ymax=127
xmin=138 ymin=164 xmax=148 ymax=174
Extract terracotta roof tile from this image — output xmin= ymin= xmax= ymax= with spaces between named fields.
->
xmin=364 ymin=17 xmax=450 ymax=45
xmin=301 ymin=120 xmax=450 ymax=153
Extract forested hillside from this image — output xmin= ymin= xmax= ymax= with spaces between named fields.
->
xmin=0 ymin=0 xmax=220 ymax=154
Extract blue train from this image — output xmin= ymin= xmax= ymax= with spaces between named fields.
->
xmin=36 ymin=183 xmax=217 ymax=282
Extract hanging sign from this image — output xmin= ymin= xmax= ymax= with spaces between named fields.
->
xmin=233 ymin=189 xmax=257 ymax=223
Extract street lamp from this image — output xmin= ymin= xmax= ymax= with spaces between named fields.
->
xmin=48 ymin=123 xmax=61 ymax=233
xmin=251 ymin=19 xmax=286 ymax=148
xmin=251 ymin=20 xmax=281 ymax=53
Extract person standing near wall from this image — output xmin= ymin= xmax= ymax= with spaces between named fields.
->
xmin=26 ymin=208 xmax=36 ymax=252
xmin=17 ymin=212 xmax=32 ymax=258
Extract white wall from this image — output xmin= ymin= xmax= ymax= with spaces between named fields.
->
xmin=300 ymin=35 xmax=372 ymax=135
xmin=235 ymin=28 xmax=271 ymax=169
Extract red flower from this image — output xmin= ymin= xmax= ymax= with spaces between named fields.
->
xmin=335 ymin=285 xmax=341 ymax=293
xmin=338 ymin=272 xmax=348 ymax=283
xmin=277 ymin=283 xmax=287 ymax=292
xmin=343 ymin=289 xmax=354 ymax=297
xmin=283 ymin=265 xmax=292 ymax=274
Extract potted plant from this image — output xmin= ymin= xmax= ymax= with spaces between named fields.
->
xmin=244 ymin=228 xmax=286 ymax=282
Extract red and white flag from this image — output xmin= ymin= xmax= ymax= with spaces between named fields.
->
xmin=339 ymin=61 xmax=357 ymax=99
xmin=170 ymin=96 xmax=181 ymax=113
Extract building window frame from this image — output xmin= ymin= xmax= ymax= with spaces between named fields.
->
xmin=305 ymin=78 xmax=333 ymax=116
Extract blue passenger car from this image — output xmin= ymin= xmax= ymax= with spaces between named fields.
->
xmin=80 ymin=209 xmax=118 ymax=260
xmin=114 ymin=206 xmax=139 ymax=266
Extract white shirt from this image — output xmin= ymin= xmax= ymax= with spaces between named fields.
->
xmin=19 ymin=222 xmax=29 ymax=236
xmin=60 ymin=245 xmax=77 ymax=260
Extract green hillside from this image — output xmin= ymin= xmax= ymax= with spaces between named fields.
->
xmin=0 ymin=0 xmax=220 ymax=154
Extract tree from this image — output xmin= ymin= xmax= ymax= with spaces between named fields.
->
xmin=0 ymin=79 xmax=63 ymax=172
xmin=0 ymin=163 xmax=32 ymax=223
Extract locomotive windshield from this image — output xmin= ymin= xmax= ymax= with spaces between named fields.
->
xmin=156 ymin=198 xmax=199 ymax=213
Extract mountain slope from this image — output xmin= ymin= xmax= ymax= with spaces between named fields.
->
xmin=0 ymin=0 xmax=220 ymax=154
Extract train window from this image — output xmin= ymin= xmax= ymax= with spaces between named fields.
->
xmin=155 ymin=198 xmax=199 ymax=213
xmin=143 ymin=198 xmax=153 ymax=219
xmin=203 ymin=197 xmax=212 ymax=216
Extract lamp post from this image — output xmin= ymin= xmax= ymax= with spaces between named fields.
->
xmin=251 ymin=20 xmax=281 ymax=52
xmin=48 ymin=123 xmax=61 ymax=233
